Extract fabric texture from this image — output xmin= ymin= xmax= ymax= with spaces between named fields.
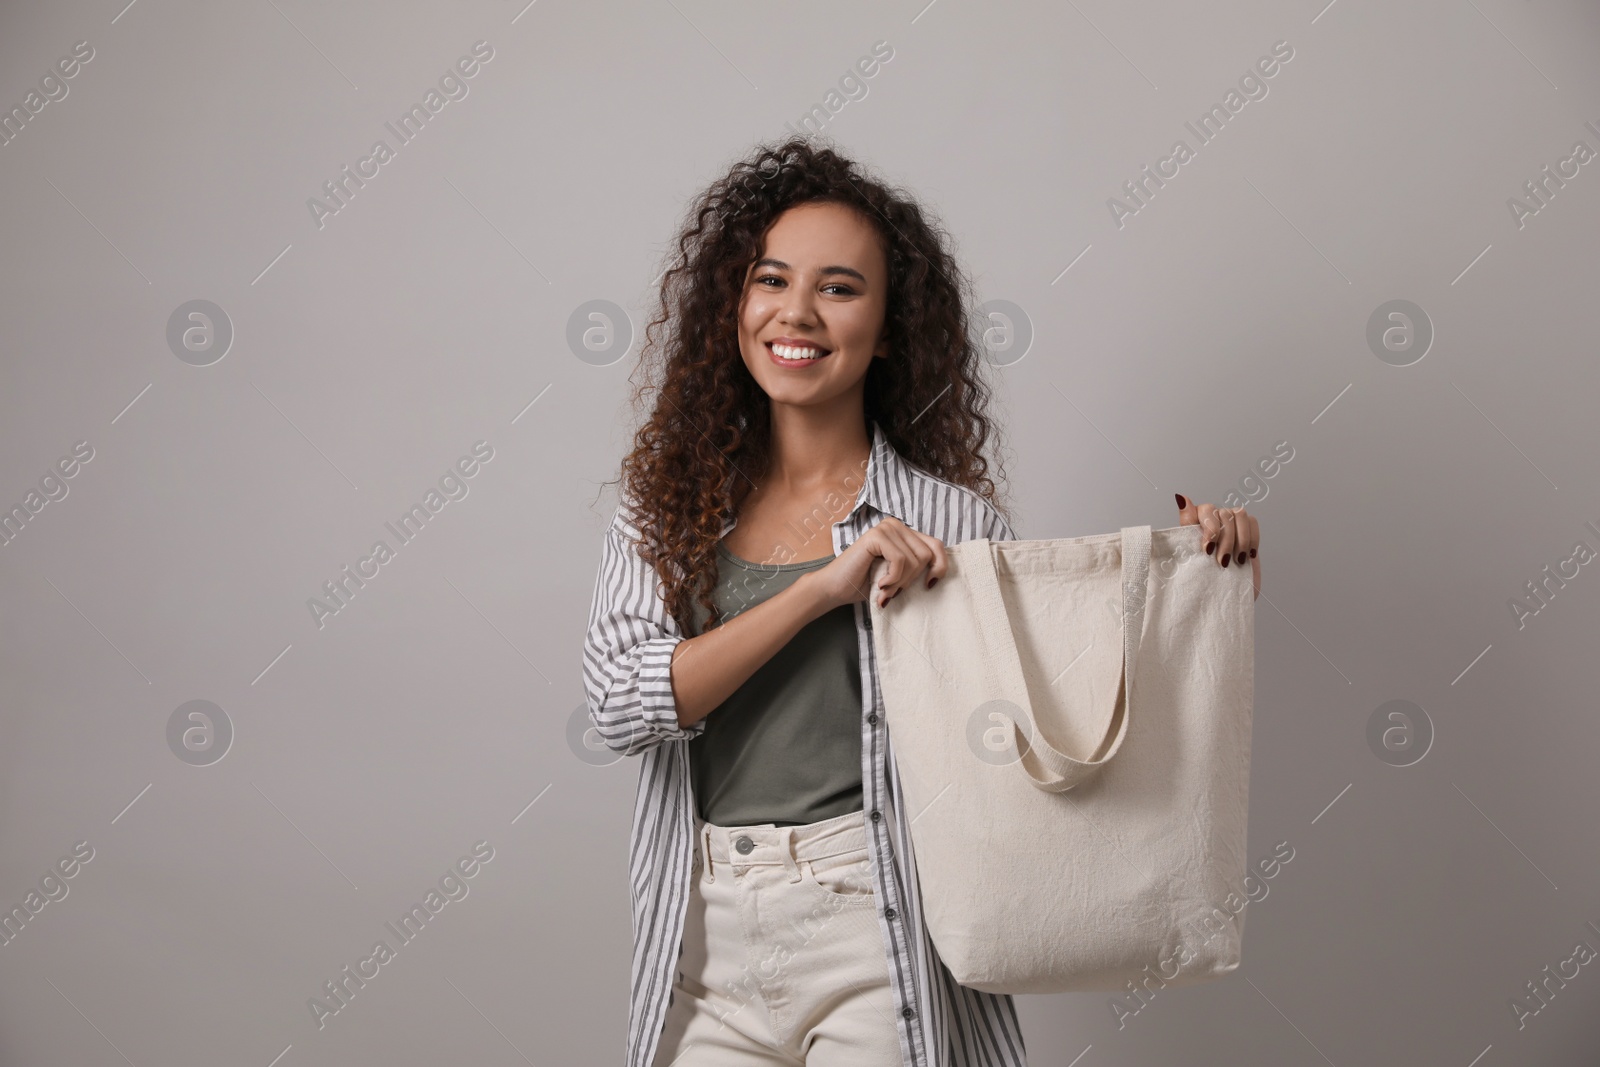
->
xmin=868 ymin=523 xmax=1256 ymax=993
xmin=687 ymin=545 xmax=864 ymax=828
xmin=651 ymin=808 xmax=899 ymax=1064
xmin=582 ymin=419 xmax=1029 ymax=1067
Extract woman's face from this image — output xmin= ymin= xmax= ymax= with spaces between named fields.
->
xmin=736 ymin=200 xmax=889 ymax=412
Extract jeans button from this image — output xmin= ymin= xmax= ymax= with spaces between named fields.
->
xmin=734 ymin=835 xmax=754 ymax=855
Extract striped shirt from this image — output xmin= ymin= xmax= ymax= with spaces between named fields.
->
xmin=583 ymin=419 xmax=1029 ymax=1067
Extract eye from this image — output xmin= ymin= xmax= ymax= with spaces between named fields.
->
xmin=754 ymin=274 xmax=784 ymax=288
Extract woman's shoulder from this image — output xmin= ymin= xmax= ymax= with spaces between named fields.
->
xmin=601 ymin=501 xmax=653 ymax=556
xmin=897 ymin=461 xmax=1016 ymax=542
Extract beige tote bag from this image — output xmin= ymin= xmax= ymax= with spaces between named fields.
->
xmin=868 ymin=525 xmax=1255 ymax=994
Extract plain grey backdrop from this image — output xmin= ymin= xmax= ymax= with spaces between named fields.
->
xmin=2 ymin=0 xmax=1598 ymax=1063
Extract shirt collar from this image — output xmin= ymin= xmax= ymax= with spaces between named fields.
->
xmin=718 ymin=419 xmax=915 ymax=539
xmin=855 ymin=418 xmax=915 ymax=526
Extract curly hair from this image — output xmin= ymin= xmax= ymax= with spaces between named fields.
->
xmin=599 ymin=135 xmax=1013 ymax=636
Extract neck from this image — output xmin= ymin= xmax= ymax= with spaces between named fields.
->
xmin=762 ymin=405 xmax=872 ymax=496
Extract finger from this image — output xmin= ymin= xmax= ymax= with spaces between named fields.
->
xmin=861 ymin=554 xmax=890 ymax=603
xmin=1244 ymin=510 xmax=1261 ymax=597
xmin=1196 ymin=503 xmax=1222 ymax=557
xmin=1216 ymin=507 xmax=1238 ymax=568
xmin=889 ymin=527 xmax=934 ymax=604
xmin=1175 ymin=493 xmax=1200 ymax=526
xmin=871 ymin=524 xmax=922 ymax=606
xmin=1228 ymin=508 xmax=1254 ymax=566
xmin=1222 ymin=508 xmax=1248 ymax=566
xmin=918 ymin=531 xmax=949 ymax=588
xmin=870 ymin=530 xmax=904 ymax=605
xmin=876 ymin=527 xmax=915 ymax=591
xmin=885 ymin=531 xmax=935 ymax=602
xmin=854 ymin=530 xmax=900 ymax=606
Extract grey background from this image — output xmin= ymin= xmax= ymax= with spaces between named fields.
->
xmin=2 ymin=0 xmax=1598 ymax=1064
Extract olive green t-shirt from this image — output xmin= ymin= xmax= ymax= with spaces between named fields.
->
xmin=686 ymin=542 xmax=864 ymax=828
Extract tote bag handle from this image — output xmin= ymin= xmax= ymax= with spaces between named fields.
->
xmin=965 ymin=526 xmax=1152 ymax=793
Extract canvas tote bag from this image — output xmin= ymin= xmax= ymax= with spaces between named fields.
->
xmin=867 ymin=525 xmax=1254 ymax=994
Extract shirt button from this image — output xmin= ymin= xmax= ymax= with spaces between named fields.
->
xmin=734 ymin=835 xmax=754 ymax=855
xmin=901 ymin=1006 xmax=915 ymax=1020
xmin=867 ymin=713 xmax=878 ymax=725
xmin=884 ymin=907 xmax=896 ymax=920
xmin=870 ymin=811 xmax=881 ymax=823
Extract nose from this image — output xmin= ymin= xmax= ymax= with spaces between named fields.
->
xmin=776 ymin=283 xmax=818 ymax=327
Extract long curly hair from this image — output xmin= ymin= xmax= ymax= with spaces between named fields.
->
xmin=601 ymin=135 xmax=1013 ymax=636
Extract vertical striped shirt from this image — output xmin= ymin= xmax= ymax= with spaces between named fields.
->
xmin=583 ymin=419 xmax=1029 ymax=1067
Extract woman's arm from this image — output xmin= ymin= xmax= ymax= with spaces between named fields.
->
xmin=667 ymin=573 xmax=832 ymax=730
xmin=583 ymin=507 xmax=957 ymax=752
xmin=581 ymin=507 xmax=834 ymax=755
xmin=673 ymin=511 xmax=965 ymax=727
xmin=582 ymin=509 xmax=702 ymax=757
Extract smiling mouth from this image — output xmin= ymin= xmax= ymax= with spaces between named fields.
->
xmin=767 ymin=341 xmax=833 ymax=362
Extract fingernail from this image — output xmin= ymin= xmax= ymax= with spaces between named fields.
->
xmin=1221 ymin=553 xmax=1230 ymax=567
xmin=1175 ymin=494 xmax=1187 ymax=509
xmin=1205 ymin=541 xmax=1215 ymax=555
xmin=1249 ymin=548 xmax=1256 ymax=558
xmin=928 ymin=577 xmax=939 ymax=588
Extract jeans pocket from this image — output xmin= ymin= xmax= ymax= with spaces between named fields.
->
xmin=803 ymin=850 xmax=876 ymax=905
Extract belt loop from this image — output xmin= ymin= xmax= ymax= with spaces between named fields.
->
xmin=778 ymin=826 xmax=802 ymax=883
xmin=701 ymin=824 xmax=715 ymax=884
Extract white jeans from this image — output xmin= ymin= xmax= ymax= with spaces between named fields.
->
xmin=652 ymin=808 xmax=901 ymax=1065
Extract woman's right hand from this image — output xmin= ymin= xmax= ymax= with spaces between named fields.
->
xmin=807 ymin=516 xmax=950 ymax=611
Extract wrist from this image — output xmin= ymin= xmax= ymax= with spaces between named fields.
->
xmin=792 ymin=570 xmax=836 ymax=621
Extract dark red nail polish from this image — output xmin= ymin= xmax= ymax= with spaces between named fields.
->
xmin=1205 ymin=541 xmax=1215 ymax=555
xmin=1221 ymin=553 xmax=1230 ymax=567
xmin=1249 ymin=548 xmax=1256 ymax=558
xmin=1175 ymin=494 xmax=1187 ymax=509
xmin=928 ymin=577 xmax=939 ymax=588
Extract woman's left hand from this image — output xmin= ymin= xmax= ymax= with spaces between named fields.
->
xmin=1176 ymin=494 xmax=1260 ymax=601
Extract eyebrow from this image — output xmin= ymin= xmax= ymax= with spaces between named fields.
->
xmin=752 ymin=257 xmax=868 ymax=285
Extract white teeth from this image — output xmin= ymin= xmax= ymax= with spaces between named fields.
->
xmin=772 ymin=343 xmax=828 ymax=361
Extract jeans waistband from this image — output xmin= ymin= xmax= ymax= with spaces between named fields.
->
xmin=693 ymin=808 xmax=868 ymax=884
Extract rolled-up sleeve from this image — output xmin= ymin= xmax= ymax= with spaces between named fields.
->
xmin=582 ymin=508 xmax=707 ymax=756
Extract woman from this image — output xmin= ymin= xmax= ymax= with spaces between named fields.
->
xmin=583 ymin=137 xmax=1262 ymax=1067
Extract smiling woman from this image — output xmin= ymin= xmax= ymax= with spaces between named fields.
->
xmin=585 ymin=136 xmax=1026 ymax=1067
xmin=736 ymin=201 xmax=892 ymax=415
